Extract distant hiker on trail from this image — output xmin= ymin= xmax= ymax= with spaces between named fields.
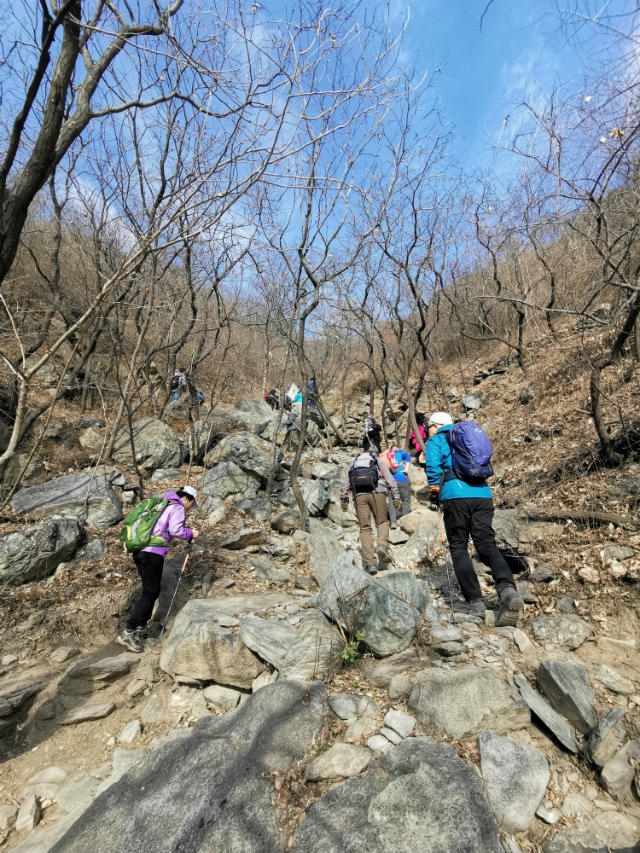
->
xmin=117 ymin=486 xmax=199 ymax=652
xmin=265 ymin=388 xmax=279 ymax=410
xmin=306 ymin=379 xmax=316 ymax=408
xmin=362 ymin=415 xmax=382 ymax=455
xmin=341 ymin=439 xmax=401 ymax=574
xmin=410 ymin=413 xmax=427 ymax=464
xmin=425 ymin=411 xmax=523 ymax=627
xmin=170 ymin=367 xmax=187 ymax=401
xmin=382 ymin=446 xmax=412 ymax=527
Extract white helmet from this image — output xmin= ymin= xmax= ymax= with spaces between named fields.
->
xmin=428 ymin=411 xmax=453 ymax=427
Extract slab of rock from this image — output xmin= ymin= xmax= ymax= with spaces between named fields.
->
xmin=0 ymin=803 xmax=17 ymax=831
xmin=408 ymin=667 xmax=529 ymax=739
xmin=51 ymin=681 xmax=326 ymax=853
xmin=512 ymin=628 xmax=535 ymax=654
xmin=304 ymin=743 xmax=372 ymax=781
xmin=398 ymin=509 xmax=437 ymax=535
xmin=248 ymin=556 xmax=290 ymax=583
xmin=392 ymin=521 xmax=441 ymax=569
xmin=300 ymin=479 xmax=330 ymax=516
xmin=345 ymin=708 xmax=384 ymax=743
xmin=160 ymin=599 xmax=266 ymax=688
xmin=0 ymin=515 xmax=84 ymax=585
xmin=430 ymin=625 xmax=462 ymax=643
xmin=530 ymin=615 xmax=592 ymax=650
xmin=239 ymin=612 xmax=340 ymax=681
xmin=23 ymin=766 xmax=67 ymax=799
xmin=200 ymin=461 xmax=259 ymax=503
xmin=60 ymin=654 xmax=133 ymax=695
xmin=316 ymin=555 xmax=420 ymax=657
xmin=0 ymin=671 xmax=47 ymax=717
xmin=328 ymin=693 xmax=379 ymax=722
xmin=586 ymin=708 xmax=627 ymax=767
xmin=11 ymin=473 xmax=122 ymax=527
xmin=60 ymin=702 xmax=115 ymax=725
xmin=361 ymin=648 xmax=420 ymax=688
xmin=588 ymin=662 xmax=635 ymax=696
xmin=367 ymin=735 xmax=392 ymax=753
xmin=478 ymin=731 xmax=549 ymax=832
xmin=383 ymin=709 xmax=415 ymax=739
xmin=536 ymin=659 xmax=597 ymax=734
xmin=600 ymin=739 xmax=640 ymax=801
xmin=514 ymin=674 xmax=578 ymax=753
xmin=15 ymin=793 xmax=41 ymax=833
xmin=271 ymin=511 xmax=299 ymax=534
xmin=376 ymin=571 xmax=437 ymax=622
xmin=542 ymin=809 xmax=640 ymax=853
xmin=203 ymin=685 xmax=242 ymax=714
xmin=308 ymin=519 xmax=343 ymax=586
xmin=293 ymin=738 xmax=503 ymax=853
xmin=219 ymin=529 xmax=263 ymax=549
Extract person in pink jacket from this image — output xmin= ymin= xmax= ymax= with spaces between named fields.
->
xmin=116 ymin=486 xmax=199 ymax=652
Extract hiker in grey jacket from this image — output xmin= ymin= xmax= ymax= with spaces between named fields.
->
xmin=341 ymin=442 xmax=401 ymax=574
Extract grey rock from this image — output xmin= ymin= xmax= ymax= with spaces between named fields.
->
xmin=59 ymin=654 xmax=132 ymax=695
xmin=110 ymin=418 xmax=182 ymax=474
xmin=380 ymin=726 xmax=403 ymax=745
xmin=589 ymin=662 xmax=635 ymax=695
xmin=200 ymin=461 xmax=259 ymax=503
xmin=316 ymin=555 xmax=420 ymax=657
xmin=536 ymin=805 xmax=561 ymax=824
xmin=0 ymin=515 xmax=84 ymax=585
xmin=388 ymin=673 xmax=413 ymax=699
xmin=586 ymin=708 xmax=627 ymax=767
xmin=160 ymin=599 xmax=266 ymax=688
xmin=271 ymin=511 xmax=299 ymax=534
xmin=536 ymin=659 xmax=597 ymax=733
xmin=361 ymin=648 xmax=420 ymax=688
xmin=300 ymin=478 xmax=330 ymax=516
xmin=237 ymin=498 xmax=272 ymax=522
xmin=11 ymin=472 xmax=119 ymax=528
xmin=383 ymin=709 xmax=415 ymax=739
xmin=219 ymin=528 xmax=263 ymax=549
xmin=248 ymin=555 xmax=290 ymax=583
xmin=430 ymin=625 xmax=462 ymax=643
xmin=0 ymin=671 xmax=46 ymax=716
xmin=52 ymin=681 xmax=326 ymax=853
xmin=367 ymin=734 xmax=392 ymax=753
xmin=59 ymin=702 xmax=115 ymax=725
xmin=226 ymin=398 xmax=275 ymax=438
xmin=397 ymin=509 xmax=436 ymax=535
xmin=0 ymin=803 xmax=17 ymax=831
xmin=240 ymin=612 xmax=340 ymax=681
xmin=409 ymin=667 xmax=529 ymax=739
xmin=22 ymin=765 xmax=67 ymax=800
xmin=308 ymin=519 xmax=343 ymax=586
xmin=478 ymin=731 xmax=549 ymax=832
xmin=435 ymin=641 xmax=464 ymax=657
xmin=77 ymin=539 xmax=105 ymax=561
xmin=204 ymin=431 xmax=279 ymax=484
xmin=16 ymin=793 xmax=41 ymax=833
xmin=392 ymin=521 xmax=441 ymax=569
xmin=529 ymin=564 xmax=556 ymax=582
xmin=461 ymin=393 xmax=482 ymax=411
xmin=600 ymin=739 xmax=640 ymax=801
xmin=150 ymin=467 xmax=182 ymax=482
xmin=118 ymin=720 xmax=141 ymax=744
xmin=514 ymin=674 xmax=578 ymax=752
xmin=376 ymin=572 xmax=436 ymax=620
xmin=328 ymin=693 xmax=379 ymax=722
xmin=293 ymin=738 xmax=502 ymax=853
xmin=542 ymin=809 xmax=640 ymax=853
xmin=530 ymin=615 xmax=592 ymax=650
xmin=304 ymin=743 xmax=372 ymax=781
xmin=202 ymin=684 xmax=242 ymax=714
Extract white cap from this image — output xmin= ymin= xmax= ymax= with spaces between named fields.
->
xmin=428 ymin=411 xmax=453 ymax=427
xmin=182 ymin=485 xmax=199 ymax=507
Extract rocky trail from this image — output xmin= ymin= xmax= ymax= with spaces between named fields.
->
xmin=0 ymin=385 xmax=639 ymax=853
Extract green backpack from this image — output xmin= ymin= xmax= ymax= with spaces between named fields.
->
xmin=119 ymin=497 xmax=174 ymax=553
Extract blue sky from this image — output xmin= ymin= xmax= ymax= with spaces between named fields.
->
xmin=383 ymin=0 xmax=624 ymax=179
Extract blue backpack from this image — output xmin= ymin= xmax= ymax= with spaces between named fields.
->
xmin=444 ymin=422 xmax=494 ymax=483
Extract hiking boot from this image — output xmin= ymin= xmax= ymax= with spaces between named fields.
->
xmin=138 ymin=621 xmax=162 ymax=640
xmin=376 ymin=545 xmax=392 ymax=565
xmin=364 ymin=564 xmax=378 ymax=575
xmin=453 ymin=599 xmax=485 ymax=618
xmin=116 ymin=630 xmax=144 ymax=653
xmin=496 ymin=587 xmax=524 ymax=627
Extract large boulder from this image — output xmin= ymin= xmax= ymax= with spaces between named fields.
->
xmin=530 ymin=615 xmax=592 ymax=651
xmin=292 ymin=738 xmax=502 ymax=853
xmin=160 ymin=599 xmax=266 ymax=688
xmin=0 ymin=516 xmax=84 ymax=585
xmin=227 ymin=398 xmax=275 ymax=438
xmin=11 ymin=473 xmax=121 ymax=527
xmin=51 ymin=681 xmax=328 ymax=853
xmin=536 ymin=659 xmax=597 ymax=734
xmin=391 ymin=520 xmax=441 ymax=569
xmin=111 ymin=418 xmax=182 ymax=474
xmin=300 ymin=478 xmax=329 ymax=516
xmin=204 ymin=432 xmax=280 ymax=483
xmin=408 ymin=667 xmax=529 ymax=739
xmin=478 ymin=731 xmax=549 ymax=832
xmin=199 ymin=461 xmax=259 ymax=503
xmin=316 ymin=554 xmax=420 ymax=657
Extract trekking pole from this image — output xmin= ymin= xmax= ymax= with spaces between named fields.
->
xmin=437 ymin=505 xmax=457 ymax=624
xmin=160 ymin=546 xmax=191 ymax=637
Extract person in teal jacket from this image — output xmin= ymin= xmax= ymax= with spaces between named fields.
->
xmin=425 ymin=411 xmax=523 ymax=626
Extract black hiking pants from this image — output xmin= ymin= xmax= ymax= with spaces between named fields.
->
xmin=441 ymin=497 xmax=515 ymax=602
xmin=126 ymin=551 xmax=164 ymax=630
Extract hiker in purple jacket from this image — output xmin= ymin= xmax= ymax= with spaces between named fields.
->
xmin=116 ymin=486 xmax=199 ymax=652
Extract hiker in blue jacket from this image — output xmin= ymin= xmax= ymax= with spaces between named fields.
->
xmin=425 ymin=411 xmax=523 ymax=626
